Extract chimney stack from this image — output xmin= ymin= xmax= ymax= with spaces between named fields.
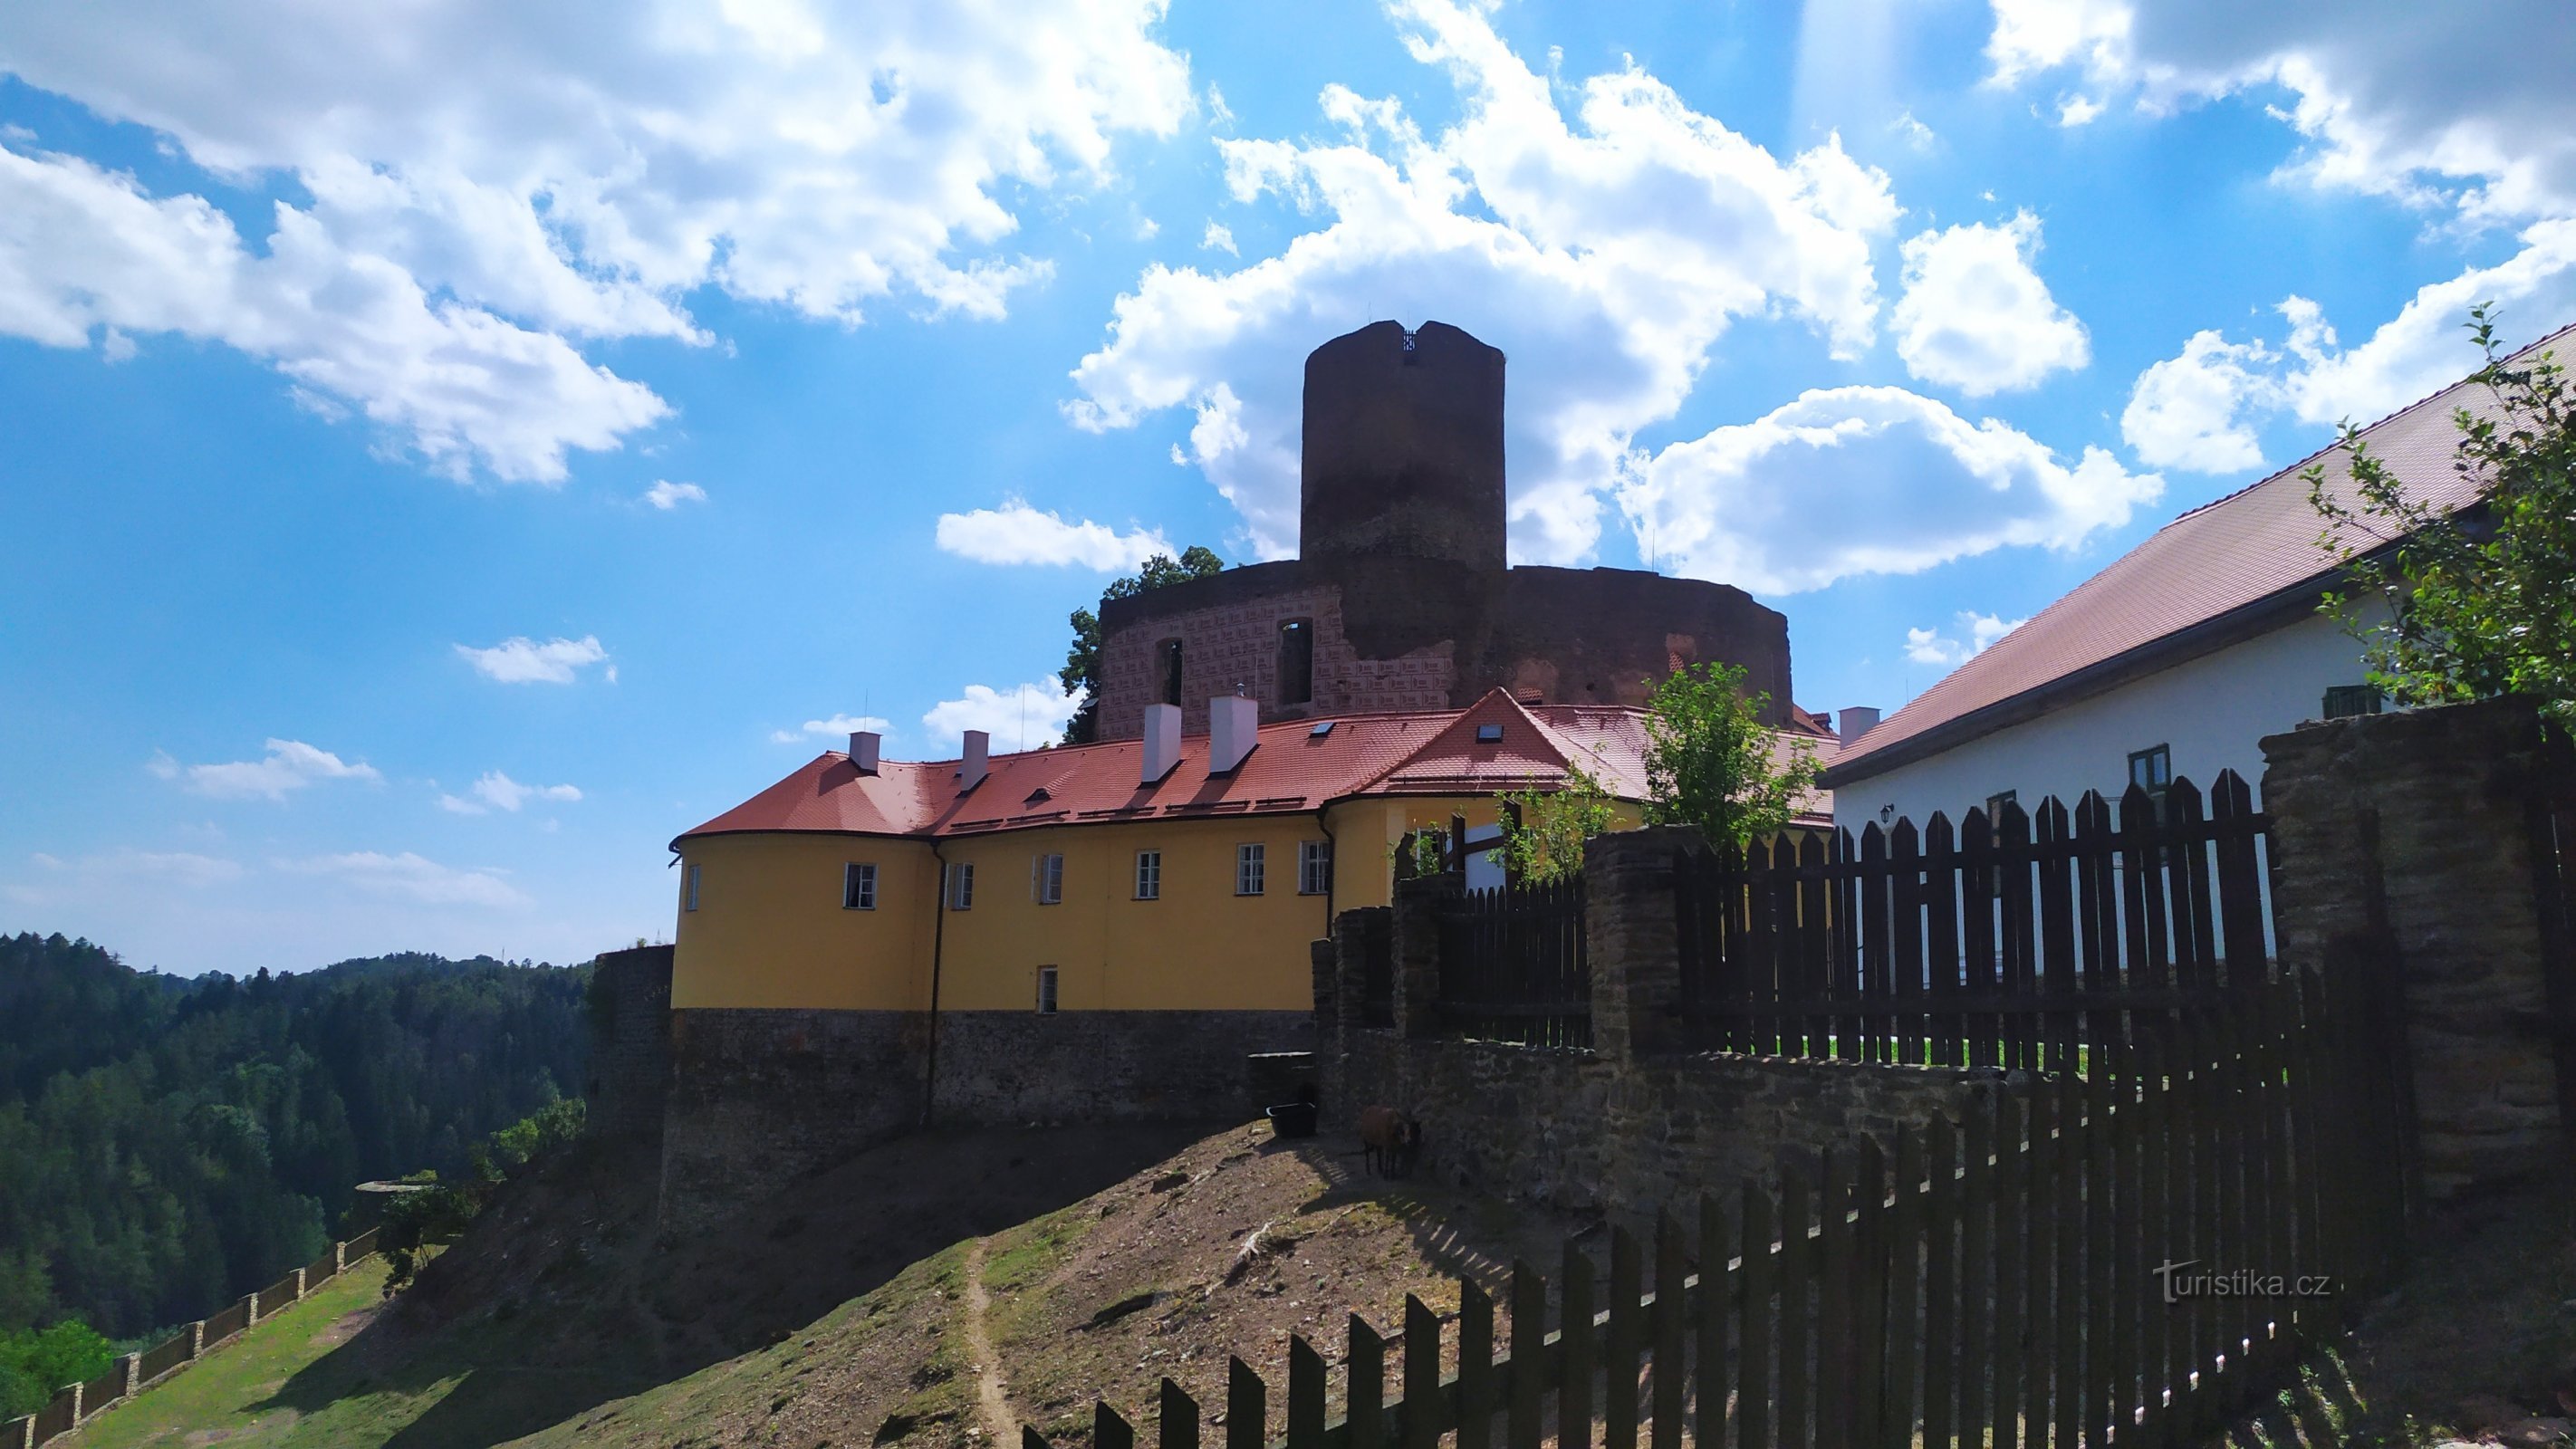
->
xmin=1140 ymin=704 xmax=1182 ymax=784
xmin=959 ymin=730 xmax=989 ymax=791
xmin=1837 ymin=706 xmax=1881 ymax=743
xmin=849 ymin=730 xmax=881 ymax=775
xmin=1208 ymin=696 xmax=1259 ymax=773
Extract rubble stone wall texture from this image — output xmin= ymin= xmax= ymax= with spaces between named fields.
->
xmin=658 ymin=1007 xmax=928 ymax=1232
xmin=929 ymin=1009 xmax=1312 ymax=1125
xmin=585 ymin=945 xmax=674 ymax=1143
xmin=2262 ymin=696 xmax=2573 ymax=1199
xmin=1319 ymin=826 xmax=2017 ymax=1220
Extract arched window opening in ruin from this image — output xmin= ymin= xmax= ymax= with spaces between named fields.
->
xmin=1158 ymin=638 xmax=1184 ymax=707
xmin=1277 ymin=619 xmax=1313 ymax=705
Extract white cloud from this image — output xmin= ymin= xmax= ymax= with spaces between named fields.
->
xmin=1983 ymin=0 xmax=2576 ymax=224
xmin=439 ymin=771 xmax=581 ymax=815
xmin=1890 ymin=111 xmax=1937 ymax=152
xmin=1620 ymin=385 xmax=2162 ymax=594
xmin=0 ymin=142 xmax=669 ymax=481
xmin=2056 ymin=94 xmax=2103 ymax=127
xmin=455 ymin=634 xmax=610 ymax=685
xmin=1065 ymin=0 xmax=1900 ymax=563
xmin=1906 ymin=610 xmax=2029 ymax=667
xmin=2119 ymin=219 xmax=2576 ymax=472
xmin=642 ymin=479 xmax=706 ymax=510
xmin=275 ymin=850 xmax=529 ymax=908
xmin=153 ymin=738 xmax=381 ymax=801
xmin=27 ymin=848 xmax=245 ymax=888
xmin=1201 ymin=221 xmax=1238 ymax=255
xmin=772 ymin=714 xmax=892 ymax=744
xmin=1892 ymin=211 xmax=2091 ymax=396
xmin=2119 ymin=328 xmax=2276 ymax=471
xmin=934 ymin=499 xmax=1173 ymax=570
xmin=0 ymin=0 xmax=1191 ymax=479
xmin=923 ymin=681 xmax=1081 ymax=753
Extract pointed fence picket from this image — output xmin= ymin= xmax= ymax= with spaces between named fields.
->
xmin=1027 ymin=962 xmax=2408 ymax=1449
xmin=1673 ymin=771 xmax=2276 ymax=1067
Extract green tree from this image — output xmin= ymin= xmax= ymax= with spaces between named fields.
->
xmin=0 ymin=1319 xmax=113 ymax=1418
xmin=2309 ymin=304 xmax=2575 ymax=731
xmin=1059 ymin=545 xmax=1225 ymax=744
xmin=1640 ymin=662 xmax=1821 ymax=848
xmin=1491 ymin=764 xmax=1621 ymax=885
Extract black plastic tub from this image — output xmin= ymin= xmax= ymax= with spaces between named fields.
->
xmin=1265 ymin=1101 xmax=1320 ymax=1138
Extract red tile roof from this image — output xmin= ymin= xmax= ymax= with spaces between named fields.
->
xmin=675 ymin=689 xmax=1839 ymax=846
xmin=1826 ymin=320 xmax=2576 ymax=784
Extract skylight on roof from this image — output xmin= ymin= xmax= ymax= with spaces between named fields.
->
xmin=1475 ymin=724 xmax=1504 ymax=743
xmin=1310 ymin=720 xmax=1336 ymax=736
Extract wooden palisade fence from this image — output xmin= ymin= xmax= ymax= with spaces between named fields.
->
xmin=5 ymin=1228 xmax=383 ymax=1449
xmin=1674 ymin=772 xmax=2273 ymax=1070
xmin=1435 ymin=878 xmax=1591 ymax=1049
xmin=1031 ymin=956 xmax=2408 ymax=1449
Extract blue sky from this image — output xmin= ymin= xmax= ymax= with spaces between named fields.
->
xmin=4 ymin=0 xmax=2571 ymax=974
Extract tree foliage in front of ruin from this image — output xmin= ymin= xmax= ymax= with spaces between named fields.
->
xmin=379 ymin=1097 xmax=588 ymax=1293
xmin=1059 ymin=545 xmax=1225 ymax=744
xmin=1491 ymin=764 xmax=1621 ymax=884
xmin=1640 ymin=662 xmax=1820 ymax=849
xmin=2310 ymin=304 xmax=2576 ymax=733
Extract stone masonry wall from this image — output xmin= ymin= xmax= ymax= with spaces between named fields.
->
xmin=658 ymin=1008 xmax=928 ymax=1233
xmin=1319 ymin=827 xmax=2019 ymax=1219
xmin=2262 ymin=696 xmax=2574 ymax=1198
xmin=585 ymin=945 xmax=673 ymax=1144
xmin=931 ymin=1009 xmax=1312 ymax=1125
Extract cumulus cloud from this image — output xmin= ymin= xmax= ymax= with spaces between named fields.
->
xmin=455 ymin=635 xmax=610 ymax=685
xmin=1065 ymin=0 xmax=1900 ymax=563
xmin=149 ymin=739 xmax=381 ymax=801
xmin=1906 ymin=610 xmax=2029 ymax=667
xmin=2119 ymin=220 xmax=2576 ymax=472
xmin=1202 ymin=222 xmax=1238 ymax=254
xmin=0 ymin=0 xmax=1191 ymax=479
xmin=1620 ymin=386 xmax=2162 ymax=594
xmin=642 ymin=479 xmax=706 ymax=510
xmin=275 ymin=850 xmax=528 ymax=907
xmin=771 ymin=714 xmax=893 ymax=744
xmin=1983 ymin=0 xmax=2576 ymax=224
xmin=438 ymin=771 xmax=581 ymax=815
xmin=923 ymin=681 xmax=1081 ymax=753
xmin=934 ymin=500 xmax=1174 ymax=570
xmin=1893 ymin=212 xmax=2091 ymax=396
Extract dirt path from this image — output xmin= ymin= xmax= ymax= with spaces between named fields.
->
xmin=962 ymin=1237 xmax=1015 ymax=1444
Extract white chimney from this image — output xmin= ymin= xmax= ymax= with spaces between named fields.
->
xmin=849 ymin=730 xmax=881 ymax=775
xmin=959 ymin=730 xmax=989 ymax=791
xmin=1208 ymin=696 xmax=1259 ymax=773
xmin=1838 ymin=705 xmax=1881 ymax=743
xmin=1140 ymin=704 xmax=1182 ymax=784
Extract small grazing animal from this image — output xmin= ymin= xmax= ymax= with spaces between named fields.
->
xmin=1357 ymin=1105 xmax=1423 ymax=1178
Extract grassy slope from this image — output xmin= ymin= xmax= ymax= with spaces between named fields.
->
xmin=75 ymin=1261 xmax=398 ymax=1449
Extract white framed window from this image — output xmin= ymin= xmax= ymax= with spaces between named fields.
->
xmin=1236 ymin=842 xmax=1266 ymax=897
xmin=842 ymin=861 xmax=877 ymax=910
xmin=947 ymin=861 xmax=976 ymax=910
xmin=1134 ymin=849 xmax=1161 ymax=900
xmin=684 ymin=863 xmax=703 ymax=912
xmin=1298 ymin=840 xmax=1332 ymax=896
xmin=1036 ymin=965 xmax=1060 ymax=1014
xmin=1033 ymin=852 xmax=1064 ymax=905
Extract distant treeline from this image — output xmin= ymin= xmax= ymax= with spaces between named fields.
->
xmin=0 ymin=932 xmax=591 ymax=1339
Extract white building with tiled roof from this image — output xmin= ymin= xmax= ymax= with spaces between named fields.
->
xmin=1821 ymin=321 xmax=2573 ymax=829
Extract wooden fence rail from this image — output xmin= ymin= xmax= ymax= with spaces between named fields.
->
xmin=1435 ymin=879 xmax=1590 ymax=1050
xmin=1033 ymin=958 xmax=2409 ymax=1449
xmin=1675 ymin=772 xmax=2274 ymax=1070
xmin=6 ymin=1228 xmax=388 ymax=1448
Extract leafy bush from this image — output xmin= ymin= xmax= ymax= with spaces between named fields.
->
xmin=0 ymin=1319 xmax=113 ymax=1419
xmin=380 ymin=1098 xmax=587 ymax=1293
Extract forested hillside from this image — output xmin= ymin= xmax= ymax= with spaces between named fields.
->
xmin=0 ymin=933 xmax=591 ymax=1341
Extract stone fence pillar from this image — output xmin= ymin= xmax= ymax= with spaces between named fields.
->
xmin=2262 ymin=696 xmax=2573 ymax=1200
xmin=188 ymin=1320 xmax=204 ymax=1360
xmin=1390 ymin=875 xmax=1461 ymax=1040
xmin=120 ymin=1353 xmax=139 ymax=1398
xmin=1584 ymin=825 xmax=1701 ymax=1062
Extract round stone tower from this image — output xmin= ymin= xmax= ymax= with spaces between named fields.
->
xmin=1298 ymin=320 xmax=1506 ymax=572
